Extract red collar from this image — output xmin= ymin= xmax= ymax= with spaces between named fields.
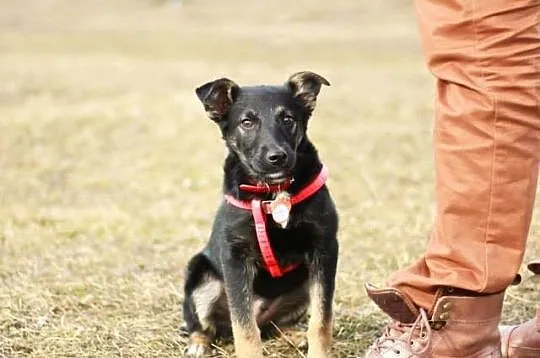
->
xmin=224 ymin=165 xmax=328 ymax=278
xmin=239 ymin=180 xmax=292 ymax=194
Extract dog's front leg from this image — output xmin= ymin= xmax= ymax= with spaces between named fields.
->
xmin=221 ymin=249 xmax=263 ymax=358
xmin=307 ymin=240 xmax=338 ymax=358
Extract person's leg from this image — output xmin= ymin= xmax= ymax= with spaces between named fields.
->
xmin=365 ymin=0 xmax=540 ymax=356
xmin=389 ymin=0 xmax=540 ymax=310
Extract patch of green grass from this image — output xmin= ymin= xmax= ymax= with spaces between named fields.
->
xmin=0 ymin=0 xmax=538 ymax=357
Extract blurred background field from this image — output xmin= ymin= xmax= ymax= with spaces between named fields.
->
xmin=0 ymin=0 xmax=538 ymax=357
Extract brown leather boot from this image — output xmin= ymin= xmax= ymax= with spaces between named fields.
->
xmin=364 ymin=284 xmax=504 ymax=357
xmin=499 ymin=260 xmax=540 ymax=358
xmin=500 ymin=308 xmax=540 ymax=358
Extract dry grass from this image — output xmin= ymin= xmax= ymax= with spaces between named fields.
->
xmin=0 ymin=0 xmax=538 ymax=357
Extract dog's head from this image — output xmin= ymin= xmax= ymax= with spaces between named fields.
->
xmin=195 ymin=71 xmax=329 ymax=184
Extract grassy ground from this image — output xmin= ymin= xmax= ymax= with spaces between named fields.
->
xmin=0 ymin=1 xmax=538 ymax=357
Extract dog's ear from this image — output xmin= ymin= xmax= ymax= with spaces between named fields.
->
xmin=286 ymin=71 xmax=330 ymax=114
xmin=195 ymin=78 xmax=239 ymax=122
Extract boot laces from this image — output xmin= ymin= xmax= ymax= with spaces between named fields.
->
xmin=371 ymin=308 xmax=432 ymax=355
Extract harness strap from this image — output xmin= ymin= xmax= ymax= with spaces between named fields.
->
xmin=251 ymin=200 xmax=299 ymax=277
xmin=224 ymin=165 xmax=328 ymax=278
xmin=291 ymin=165 xmax=328 ymax=205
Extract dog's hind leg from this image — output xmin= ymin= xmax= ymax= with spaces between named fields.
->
xmin=182 ymin=254 xmax=227 ymax=358
xmin=256 ymin=281 xmax=309 ymax=328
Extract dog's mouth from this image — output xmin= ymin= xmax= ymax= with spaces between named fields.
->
xmin=244 ymin=160 xmax=294 ymax=185
xmin=247 ymin=167 xmax=292 ymax=185
xmin=262 ymin=171 xmax=291 ymax=185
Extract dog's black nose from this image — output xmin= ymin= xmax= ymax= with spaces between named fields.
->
xmin=266 ymin=150 xmax=288 ymax=166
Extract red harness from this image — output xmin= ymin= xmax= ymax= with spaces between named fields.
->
xmin=224 ymin=165 xmax=328 ymax=278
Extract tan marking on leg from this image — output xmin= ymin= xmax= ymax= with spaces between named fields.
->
xmin=231 ymin=321 xmax=263 ymax=358
xmin=306 ymin=283 xmax=332 ymax=358
xmin=191 ymin=277 xmax=223 ymax=335
xmin=189 ymin=332 xmax=210 ymax=345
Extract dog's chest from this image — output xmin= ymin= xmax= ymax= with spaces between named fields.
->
xmin=265 ymin=224 xmax=316 ymax=257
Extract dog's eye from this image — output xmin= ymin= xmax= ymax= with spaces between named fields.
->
xmin=241 ymin=119 xmax=255 ymax=129
xmin=282 ymin=115 xmax=295 ymax=126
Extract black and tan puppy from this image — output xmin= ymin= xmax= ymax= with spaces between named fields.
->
xmin=182 ymin=72 xmax=338 ymax=358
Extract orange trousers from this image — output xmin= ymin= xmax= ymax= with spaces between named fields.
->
xmin=389 ymin=0 xmax=540 ymax=310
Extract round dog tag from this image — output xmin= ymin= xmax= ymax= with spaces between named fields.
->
xmin=272 ymin=204 xmax=289 ymax=223
xmin=271 ymin=192 xmax=291 ymax=228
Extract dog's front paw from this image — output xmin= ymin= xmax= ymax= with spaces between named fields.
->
xmin=184 ymin=332 xmax=211 ymax=358
xmin=307 ymin=345 xmax=332 ymax=358
xmin=184 ymin=342 xmax=210 ymax=358
xmin=306 ymin=331 xmax=331 ymax=358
